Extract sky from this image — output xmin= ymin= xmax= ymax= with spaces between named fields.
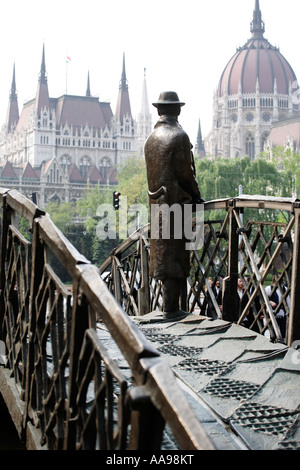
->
xmin=0 ymin=0 xmax=299 ymax=145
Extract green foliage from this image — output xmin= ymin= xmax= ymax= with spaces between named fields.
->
xmin=271 ymin=146 xmax=300 ymax=196
xmin=75 ymin=185 xmax=120 ymax=265
xmin=76 ymin=184 xmax=112 ymax=230
xmin=65 ymin=223 xmax=94 ymax=262
xmin=194 ymin=150 xmax=298 ymax=223
xmin=92 ymin=236 xmax=119 ymax=267
xmin=117 ymin=155 xmax=148 ymax=207
xmin=243 ymin=156 xmax=284 ymax=196
xmin=45 ymin=200 xmax=74 ymax=232
xmin=194 ymin=155 xmax=285 ymax=200
xmin=19 ymin=217 xmax=31 ymax=241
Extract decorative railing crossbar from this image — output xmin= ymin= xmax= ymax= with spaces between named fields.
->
xmin=100 ymin=195 xmax=300 ymax=347
xmin=0 ymin=188 xmax=214 ymax=450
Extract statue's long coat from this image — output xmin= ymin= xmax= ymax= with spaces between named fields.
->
xmin=144 ymin=115 xmax=201 ymax=280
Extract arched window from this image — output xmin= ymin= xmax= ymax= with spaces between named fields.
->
xmin=79 ymin=156 xmax=91 ymax=178
xmin=261 ymin=132 xmax=269 ymax=152
xmin=245 ymin=133 xmax=255 ymax=160
xmin=60 ymin=155 xmax=72 ymax=173
xmin=99 ymin=156 xmax=112 ymax=179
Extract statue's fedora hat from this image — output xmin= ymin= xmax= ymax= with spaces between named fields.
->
xmin=152 ymin=91 xmax=185 ymax=108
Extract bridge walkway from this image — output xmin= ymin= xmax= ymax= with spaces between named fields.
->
xmin=97 ymin=312 xmax=300 ymax=451
xmin=1 ymin=189 xmax=300 ymax=450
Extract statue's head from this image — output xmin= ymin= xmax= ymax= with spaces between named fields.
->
xmin=152 ymin=91 xmax=185 ymax=108
xmin=152 ymin=91 xmax=185 ymax=117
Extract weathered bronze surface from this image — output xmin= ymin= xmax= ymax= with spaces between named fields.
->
xmin=144 ymin=92 xmax=202 ymax=318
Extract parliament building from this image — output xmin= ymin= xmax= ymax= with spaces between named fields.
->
xmin=0 ymin=49 xmax=152 ymax=207
xmin=1 ymin=1 xmax=299 ymax=207
xmin=205 ymin=0 xmax=300 ymax=159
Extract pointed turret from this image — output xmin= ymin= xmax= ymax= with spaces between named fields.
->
xmin=6 ymin=63 xmax=19 ymax=133
xmin=137 ymin=68 xmax=152 ymax=155
xmin=35 ymin=44 xmax=50 ymax=116
xmin=195 ymin=119 xmax=206 ymax=158
xmin=250 ymin=0 xmax=265 ymax=38
xmin=115 ymin=53 xmax=132 ymax=123
xmin=140 ymin=68 xmax=150 ymax=116
xmin=86 ymin=71 xmax=91 ymax=97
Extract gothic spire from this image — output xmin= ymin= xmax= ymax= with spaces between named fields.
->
xmin=10 ymin=63 xmax=17 ymax=99
xmin=6 ymin=63 xmax=19 ymax=133
xmin=35 ymin=44 xmax=50 ymax=115
xmin=250 ymin=0 xmax=265 ymax=38
xmin=195 ymin=119 xmax=206 ymax=158
xmin=120 ymin=52 xmax=128 ymax=91
xmin=86 ymin=71 xmax=91 ymax=97
xmin=115 ymin=53 xmax=132 ymax=122
xmin=137 ymin=68 xmax=152 ymax=155
xmin=39 ymin=44 xmax=47 ymax=82
xmin=140 ymin=68 xmax=150 ymax=116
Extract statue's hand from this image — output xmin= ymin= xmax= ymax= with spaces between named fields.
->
xmin=195 ymin=197 xmax=206 ymax=204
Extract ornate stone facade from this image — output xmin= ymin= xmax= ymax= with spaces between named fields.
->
xmin=0 ymin=49 xmax=152 ymax=207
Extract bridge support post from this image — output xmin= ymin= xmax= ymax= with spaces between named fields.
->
xmin=137 ymin=237 xmax=150 ymax=315
xmin=64 ymin=276 xmax=91 ymax=450
xmin=0 ymin=193 xmax=10 ymax=339
xmin=222 ymin=203 xmax=239 ymax=323
xmin=23 ymin=217 xmax=45 ymax=430
xmin=112 ymin=257 xmax=122 ymax=306
xmin=288 ymin=206 xmax=300 ymax=346
xmin=126 ymin=386 xmax=165 ymax=450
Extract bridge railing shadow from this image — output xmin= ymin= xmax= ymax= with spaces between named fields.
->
xmin=100 ymin=195 xmax=300 ymax=347
xmin=0 ymin=188 xmax=214 ymax=450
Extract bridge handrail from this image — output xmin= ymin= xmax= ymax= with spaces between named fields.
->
xmin=99 ymin=194 xmax=300 ymax=347
xmin=205 ymin=194 xmax=299 ymax=211
xmin=0 ymin=188 xmax=214 ymax=450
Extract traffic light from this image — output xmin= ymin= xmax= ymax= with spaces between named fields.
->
xmin=113 ymin=191 xmax=121 ymax=210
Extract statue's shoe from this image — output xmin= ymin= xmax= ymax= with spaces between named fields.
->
xmin=163 ymin=309 xmax=189 ymax=321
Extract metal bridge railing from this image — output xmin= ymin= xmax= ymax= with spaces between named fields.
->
xmin=100 ymin=195 xmax=300 ymax=347
xmin=0 ymin=188 xmax=214 ymax=450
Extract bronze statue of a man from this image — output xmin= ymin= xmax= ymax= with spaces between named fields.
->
xmin=144 ymin=91 xmax=204 ymax=321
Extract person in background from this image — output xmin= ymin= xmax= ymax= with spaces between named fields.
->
xmin=265 ymin=275 xmax=290 ymax=338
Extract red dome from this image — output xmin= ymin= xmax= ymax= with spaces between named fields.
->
xmin=218 ymin=2 xmax=297 ymax=97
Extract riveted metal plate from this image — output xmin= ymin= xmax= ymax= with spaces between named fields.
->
xmin=276 ymin=439 xmax=300 ymax=450
xmin=141 ymin=327 xmax=202 ymax=358
xmin=157 ymin=343 xmax=202 ymax=358
xmin=231 ymin=402 xmax=300 ymax=436
xmin=177 ymin=358 xmax=229 ymax=375
xmin=142 ymin=331 xmax=175 ymax=346
xmin=202 ymin=377 xmax=260 ymax=401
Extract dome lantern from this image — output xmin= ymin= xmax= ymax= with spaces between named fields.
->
xmin=250 ymin=0 xmax=265 ymax=38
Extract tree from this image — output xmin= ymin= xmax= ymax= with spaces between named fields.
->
xmin=76 ymin=184 xmax=112 ymax=227
xmin=76 ymin=185 xmax=119 ymax=265
xmin=117 ymin=155 xmax=148 ymax=208
xmin=270 ymin=146 xmax=300 ymax=197
xmin=195 ymin=157 xmax=248 ymax=200
xmin=195 ymin=155 xmax=284 ymax=200
xmin=45 ymin=200 xmax=74 ymax=232
xmin=243 ymin=156 xmax=284 ymax=197
xmin=195 ymin=154 xmax=288 ymax=226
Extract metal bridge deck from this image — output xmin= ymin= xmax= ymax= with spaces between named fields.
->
xmin=128 ymin=313 xmax=300 ymax=450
